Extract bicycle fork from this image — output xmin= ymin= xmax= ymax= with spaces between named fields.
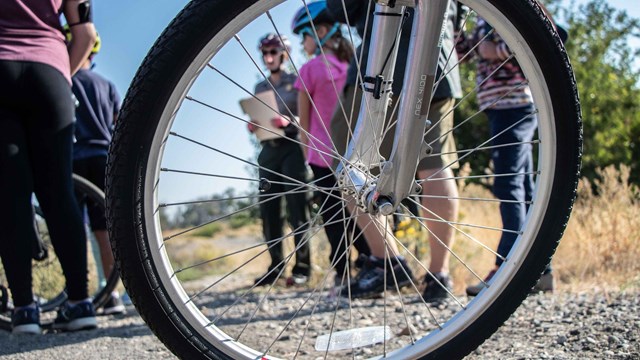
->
xmin=338 ymin=0 xmax=450 ymax=215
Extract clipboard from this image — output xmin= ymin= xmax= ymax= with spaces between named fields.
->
xmin=239 ymin=91 xmax=285 ymax=141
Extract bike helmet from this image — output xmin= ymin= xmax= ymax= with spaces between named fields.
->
xmin=63 ymin=24 xmax=101 ymax=55
xmin=258 ymin=33 xmax=292 ymax=52
xmin=291 ymin=1 xmax=335 ymax=35
xmin=292 ymin=1 xmax=341 ymax=55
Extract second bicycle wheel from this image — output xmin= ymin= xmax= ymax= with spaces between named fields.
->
xmin=107 ymin=0 xmax=581 ymax=358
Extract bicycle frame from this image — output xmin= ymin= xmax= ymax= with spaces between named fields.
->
xmin=339 ymin=0 xmax=450 ymax=214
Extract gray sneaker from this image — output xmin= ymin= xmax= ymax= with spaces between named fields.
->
xmin=101 ymin=293 xmax=126 ymax=315
xmin=467 ymin=270 xmax=554 ymax=296
xmin=466 ymin=270 xmax=497 ymax=297
xmin=286 ymin=273 xmax=309 ymax=287
xmin=531 ymin=272 xmax=554 ymax=293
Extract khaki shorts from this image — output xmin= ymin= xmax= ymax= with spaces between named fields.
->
xmin=330 ymin=85 xmax=458 ymax=171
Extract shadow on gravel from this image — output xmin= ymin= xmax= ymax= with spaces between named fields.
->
xmin=195 ymin=286 xmax=430 ymax=327
xmin=0 ymin=309 xmax=155 ymax=357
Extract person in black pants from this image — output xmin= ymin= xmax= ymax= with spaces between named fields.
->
xmin=0 ymin=0 xmax=98 ymax=334
xmin=248 ymin=33 xmax=312 ymax=286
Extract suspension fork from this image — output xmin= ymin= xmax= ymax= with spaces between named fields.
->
xmin=338 ymin=0 xmax=450 ymax=215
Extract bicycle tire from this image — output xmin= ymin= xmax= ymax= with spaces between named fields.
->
xmin=107 ymin=0 xmax=581 ymax=358
xmin=0 ymin=174 xmax=119 ymax=330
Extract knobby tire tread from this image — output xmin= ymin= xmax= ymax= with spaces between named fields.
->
xmin=108 ymin=1 xmax=254 ymax=358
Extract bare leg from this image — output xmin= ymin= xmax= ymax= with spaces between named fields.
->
xmin=94 ymin=230 xmax=115 ymax=278
xmin=417 ymin=167 xmax=458 ymax=274
xmin=346 ymin=198 xmax=399 ymax=258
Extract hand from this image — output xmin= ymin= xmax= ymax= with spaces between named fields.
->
xmin=271 ymin=116 xmax=290 ymax=128
xmin=247 ymin=120 xmax=258 ymax=133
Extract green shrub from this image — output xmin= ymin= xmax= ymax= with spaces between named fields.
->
xmin=229 ymin=213 xmax=254 ymax=229
xmin=191 ymin=222 xmax=222 ymax=238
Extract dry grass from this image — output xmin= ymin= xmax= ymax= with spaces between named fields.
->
xmin=448 ymin=181 xmax=502 ymax=294
xmin=448 ymin=164 xmax=640 ymax=293
xmin=162 ymin=165 xmax=640 ymax=294
xmin=556 ymin=165 xmax=640 ymax=292
xmin=164 ymin=222 xmax=265 ymax=283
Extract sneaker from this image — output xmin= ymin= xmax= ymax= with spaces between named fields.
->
xmin=101 ymin=293 xmax=126 ymax=315
xmin=286 ymin=273 xmax=309 ymax=287
xmin=465 ymin=269 xmax=497 ymax=297
xmin=354 ymin=254 xmax=368 ymax=269
xmin=344 ymin=257 xmax=413 ymax=299
xmin=11 ymin=305 xmax=41 ymax=335
xmin=422 ymin=272 xmax=454 ymax=303
xmin=53 ymin=300 xmax=97 ymax=332
xmin=531 ymin=271 xmax=554 ymax=293
xmin=254 ymin=267 xmax=282 ymax=287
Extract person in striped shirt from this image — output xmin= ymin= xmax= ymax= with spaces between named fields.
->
xmin=458 ymin=17 xmax=555 ymax=295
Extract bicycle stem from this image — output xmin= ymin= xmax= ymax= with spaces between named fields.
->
xmin=339 ymin=0 xmax=449 ymax=215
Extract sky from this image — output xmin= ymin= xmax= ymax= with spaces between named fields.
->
xmin=91 ymin=1 xmax=310 ymax=206
xmin=91 ymin=0 xmax=640 ymax=100
xmin=87 ymin=0 xmax=640 ymax=206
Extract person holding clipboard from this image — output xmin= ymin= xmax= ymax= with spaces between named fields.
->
xmin=243 ymin=33 xmax=311 ymax=287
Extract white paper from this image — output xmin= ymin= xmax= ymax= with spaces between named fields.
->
xmin=239 ymin=91 xmax=285 ymax=141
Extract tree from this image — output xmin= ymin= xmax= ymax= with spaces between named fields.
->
xmin=552 ymin=0 xmax=640 ymax=183
xmin=454 ymin=0 xmax=640 ymax=185
xmin=170 ymin=187 xmax=260 ymax=229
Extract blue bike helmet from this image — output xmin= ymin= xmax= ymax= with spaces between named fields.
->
xmin=291 ymin=1 xmax=334 ymax=34
xmin=292 ymin=1 xmax=340 ymax=54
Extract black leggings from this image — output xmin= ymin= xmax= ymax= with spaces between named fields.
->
xmin=0 ymin=60 xmax=88 ymax=307
xmin=309 ymin=164 xmax=370 ymax=278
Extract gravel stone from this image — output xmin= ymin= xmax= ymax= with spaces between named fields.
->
xmin=0 ymin=291 xmax=638 ymax=359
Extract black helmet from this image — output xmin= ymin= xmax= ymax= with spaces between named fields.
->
xmin=258 ymin=33 xmax=292 ymax=52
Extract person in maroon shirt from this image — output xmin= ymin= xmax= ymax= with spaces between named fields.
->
xmin=0 ymin=0 xmax=98 ymax=334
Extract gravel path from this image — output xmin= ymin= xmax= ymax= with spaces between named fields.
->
xmin=0 ymin=290 xmax=637 ymax=359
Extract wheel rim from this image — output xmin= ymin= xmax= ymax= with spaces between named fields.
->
xmin=137 ymin=0 xmax=566 ymax=358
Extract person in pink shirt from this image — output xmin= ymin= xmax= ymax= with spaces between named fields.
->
xmin=292 ymin=1 xmax=371 ymax=289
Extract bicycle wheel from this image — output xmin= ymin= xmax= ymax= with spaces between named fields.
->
xmin=69 ymin=174 xmax=121 ymax=310
xmin=107 ymin=0 xmax=581 ymax=358
xmin=0 ymin=174 xmax=119 ymax=330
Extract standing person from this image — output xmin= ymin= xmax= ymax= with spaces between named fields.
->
xmin=326 ymin=0 xmax=463 ymax=302
xmin=291 ymin=1 xmax=372 ymax=289
xmin=460 ymin=17 xmax=556 ymax=296
xmin=0 ymin=0 xmax=98 ymax=333
xmin=249 ymin=33 xmax=312 ymax=287
xmin=66 ymin=27 xmax=125 ymax=314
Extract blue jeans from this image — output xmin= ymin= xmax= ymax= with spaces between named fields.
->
xmin=486 ymin=105 xmax=537 ymax=268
